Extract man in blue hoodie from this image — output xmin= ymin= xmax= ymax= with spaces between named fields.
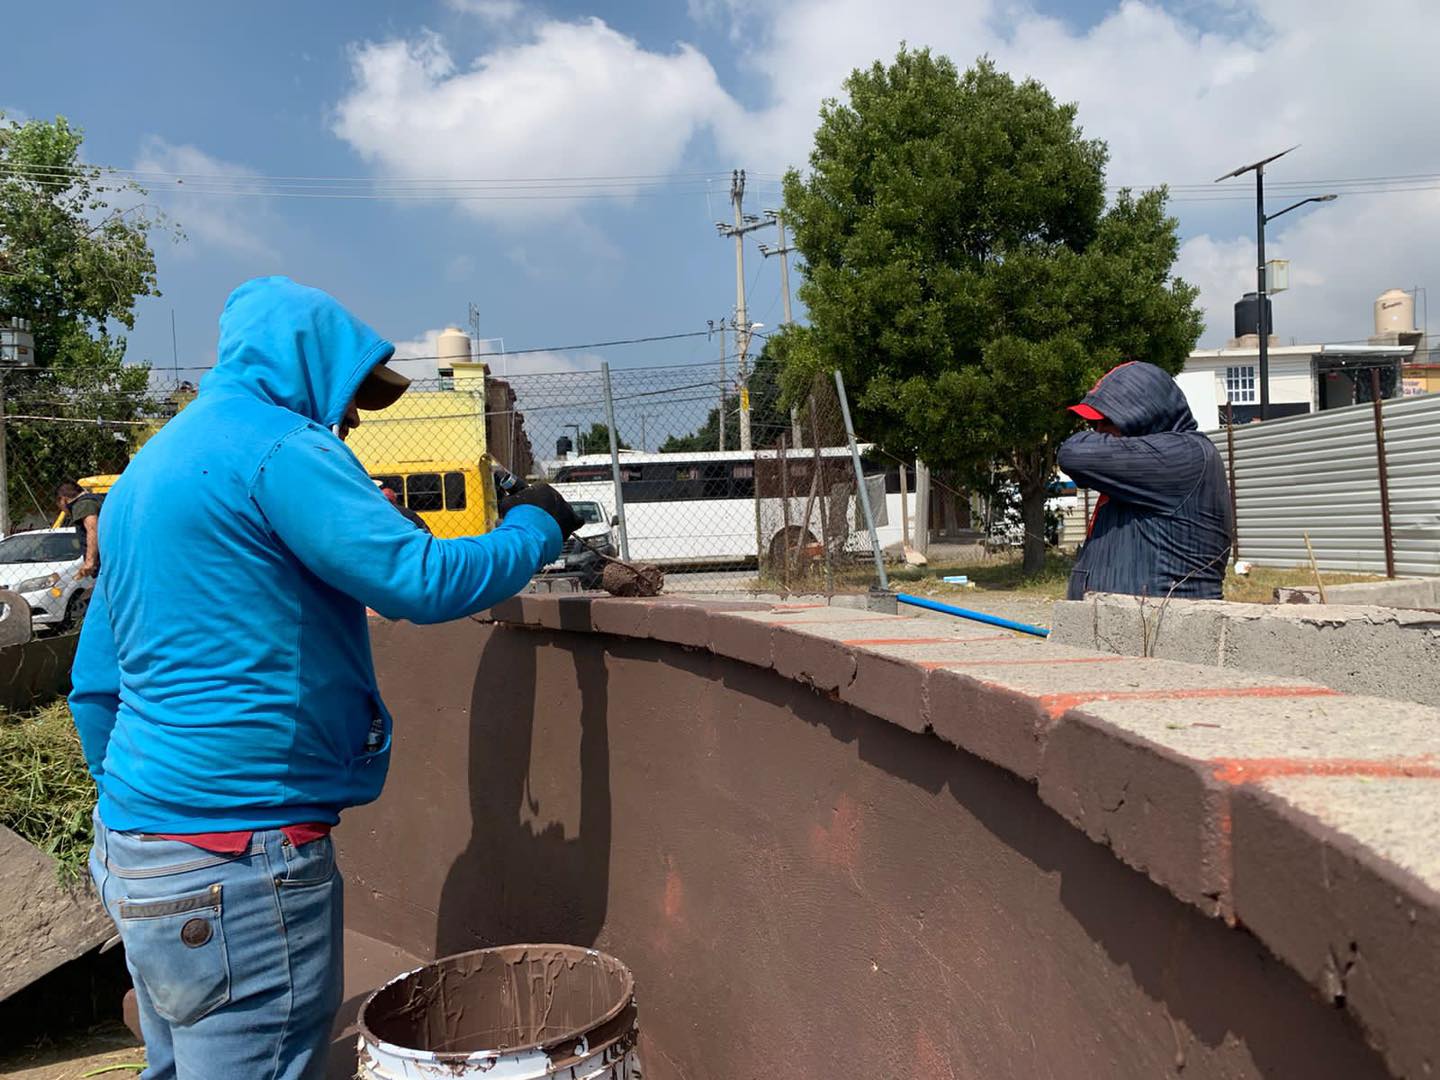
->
xmin=1058 ymin=360 xmax=1232 ymax=602
xmin=70 ymin=277 xmax=579 ymax=1079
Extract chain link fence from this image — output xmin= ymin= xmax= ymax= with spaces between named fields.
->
xmin=1 ymin=358 xmax=905 ymax=596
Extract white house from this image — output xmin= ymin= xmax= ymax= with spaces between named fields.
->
xmin=1177 ymin=290 xmax=1419 ymax=430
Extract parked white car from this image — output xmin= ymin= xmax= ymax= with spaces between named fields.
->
xmin=0 ymin=528 xmax=95 ymax=631
xmin=541 ymin=500 xmax=617 ymax=584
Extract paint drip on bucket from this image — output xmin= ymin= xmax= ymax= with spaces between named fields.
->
xmin=357 ymin=944 xmax=642 ymax=1079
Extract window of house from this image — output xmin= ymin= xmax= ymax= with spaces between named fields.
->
xmin=1225 ymin=365 xmax=1257 ymax=404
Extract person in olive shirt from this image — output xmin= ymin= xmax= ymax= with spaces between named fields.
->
xmin=56 ymin=480 xmax=102 ymax=578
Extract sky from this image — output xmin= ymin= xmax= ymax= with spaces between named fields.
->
xmin=6 ymin=0 xmax=1438 ymax=393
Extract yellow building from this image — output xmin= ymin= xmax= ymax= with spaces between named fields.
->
xmin=323 ymin=361 xmax=498 ymax=537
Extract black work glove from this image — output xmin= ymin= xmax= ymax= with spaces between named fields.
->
xmin=500 ymin=483 xmax=584 ymax=540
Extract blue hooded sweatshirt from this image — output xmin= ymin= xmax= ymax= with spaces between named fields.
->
xmin=69 ymin=277 xmax=561 ymax=833
xmin=1058 ymin=361 xmax=1232 ymax=602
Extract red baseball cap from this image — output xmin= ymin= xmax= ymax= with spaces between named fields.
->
xmin=1069 ymin=402 xmax=1106 ymax=421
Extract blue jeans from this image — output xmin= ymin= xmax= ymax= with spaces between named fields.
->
xmin=90 ymin=812 xmax=343 ymax=1080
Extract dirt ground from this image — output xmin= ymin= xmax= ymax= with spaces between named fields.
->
xmin=0 ymin=1024 xmax=143 ymax=1080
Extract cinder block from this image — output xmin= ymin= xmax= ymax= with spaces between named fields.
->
xmin=644 ymin=601 xmax=713 ymax=648
xmin=840 ymin=651 xmax=928 ymax=734
xmin=589 ymin=598 xmax=650 ymax=638
xmin=772 ymin=625 xmax=857 ymax=693
xmin=1040 ymin=691 xmax=1440 ymax=918
xmin=488 ymin=596 xmax=526 ymax=624
xmin=928 ymin=668 xmax=1052 ymax=781
xmin=535 ymin=594 xmax=596 ymax=632
xmin=1231 ymin=776 xmax=1440 ymax=1080
xmin=1040 ymin=709 xmax=1231 ymax=914
xmin=707 ymin=611 xmax=775 ymax=669
xmin=1050 ymin=594 xmax=1226 ymax=667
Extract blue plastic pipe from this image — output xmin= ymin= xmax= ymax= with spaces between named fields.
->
xmin=896 ymin=593 xmax=1050 ymax=638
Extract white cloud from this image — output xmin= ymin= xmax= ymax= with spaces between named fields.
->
xmin=708 ymin=0 xmax=1440 ymax=344
xmin=336 ymin=2 xmax=1440 ymax=343
xmin=133 ymin=137 xmax=279 ymax=261
xmin=445 ymin=0 xmax=523 ymax=21
xmin=332 ymin=20 xmax=736 ymax=224
xmin=1178 ymin=189 xmax=1440 ymax=347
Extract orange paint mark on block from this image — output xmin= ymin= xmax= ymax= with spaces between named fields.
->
xmin=808 ymin=793 xmax=862 ymax=872
xmin=842 ymin=636 xmax=1007 ymax=647
xmin=1212 ymin=757 xmax=1440 ymax=785
xmin=1039 ymin=684 xmax=1339 ymax=719
xmin=768 ymin=614 xmax=905 ymax=625
xmin=920 ymin=655 xmax=1128 ymax=670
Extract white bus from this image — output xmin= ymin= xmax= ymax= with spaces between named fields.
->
xmin=548 ymin=448 xmax=896 ymax=568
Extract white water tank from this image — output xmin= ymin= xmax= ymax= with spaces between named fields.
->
xmin=436 ymin=326 xmax=472 ymax=368
xmin=1375 ymin=289 xmax=1416 ymax=336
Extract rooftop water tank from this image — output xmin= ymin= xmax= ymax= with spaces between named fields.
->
xmin=1374 ymin=289 xmax=1416 ymax=336
xmin=1234 ymin=292 xmax=1273 ymax=338
xmin=436 ymin=326 xmax=472 ymax=369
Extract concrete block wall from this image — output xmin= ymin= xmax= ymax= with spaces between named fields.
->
xmin=339 ymin=596 xmax=1440 ymax=1080
xmin=1052 ymin=591 xmax=1440 ymax=709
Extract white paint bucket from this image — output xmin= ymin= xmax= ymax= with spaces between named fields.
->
xmin=357 ymin=944 xmax=641 ymax=1080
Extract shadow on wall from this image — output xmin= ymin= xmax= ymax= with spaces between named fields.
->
xmin=433 ymin=625 xmax=613 ymax=958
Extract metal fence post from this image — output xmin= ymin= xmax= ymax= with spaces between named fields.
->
xmin=833 ymin=369 xmax=888 ymax=591
xmin=779 ymin=432 xmax=792 ymax=590
xmin=1224 ymin=400 xmax=1239 ymax=560
xmin=600 ymin=362 xmax=631 ymax=561
xmin=809 ymin=395 xmax=834 ymax=596
xmin=0 ymin=374 xmax=10 ymax=537
xmin=1370 ymin=367 xmax=1396 ymax=578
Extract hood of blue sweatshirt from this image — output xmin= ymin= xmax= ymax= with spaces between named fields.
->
xmin=202 ymin=276 xmax=395 ymax=429
xmin=1074 ymin=361 xmax=1197 ymax=436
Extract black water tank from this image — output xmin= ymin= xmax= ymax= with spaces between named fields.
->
xmin=556 ymin=435 xmax=574 ymax=457
xmin=1234 ymin=292 xmax=1274 ymax=338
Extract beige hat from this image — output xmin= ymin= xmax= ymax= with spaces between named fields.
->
xmin=353 ymin=363 xmax=411 ymax=411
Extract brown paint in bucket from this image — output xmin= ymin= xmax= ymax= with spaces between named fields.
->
xmin=357 ymin=944 xmax=640 ymax=1078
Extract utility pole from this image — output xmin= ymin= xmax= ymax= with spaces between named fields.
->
xmin=715 ymin=169 xmax=768 ymax=451
xmin=710 ymin=318 xmax=726 ymax=452
xmin=759 ymin=209 xmax=801 ymax=446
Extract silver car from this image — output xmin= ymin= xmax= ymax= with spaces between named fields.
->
xmin=0 ymin=528 xmax=95 ymax=631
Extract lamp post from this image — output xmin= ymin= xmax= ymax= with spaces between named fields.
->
xmin=1217 ymin=147 xmax=1336 ymax=420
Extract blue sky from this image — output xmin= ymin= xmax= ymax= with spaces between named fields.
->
xmin=6 ymin=0 xmax=1438 ymax=386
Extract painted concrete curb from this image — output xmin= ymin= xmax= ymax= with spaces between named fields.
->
xmin=485 ymin=593 xmax=1440 ymax=1078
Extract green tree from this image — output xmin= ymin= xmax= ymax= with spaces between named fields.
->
xmin=659 ymin=346 xmax=790 ymax=453
xmin=0 ymin=114 xmax=165 ymax=524
xmin=577 ymin=422 xmax=627 ymax=456
xmin=781 ymin=51 xmax=1203 ymax=571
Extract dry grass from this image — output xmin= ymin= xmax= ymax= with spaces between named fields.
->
xmin=1222 ymin=564 xmax=1385 ymax=604
xmin=0 ymin=701 xmax=94 ymax=880
xmin=807 ymin=551 xmax=1385 ymax=607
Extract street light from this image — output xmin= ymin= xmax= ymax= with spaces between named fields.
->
xmin=1216 ymin=147 xmax=1337 ymax=419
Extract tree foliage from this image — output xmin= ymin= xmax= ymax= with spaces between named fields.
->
xmin=576 ymin=422 xmax=628 ymax=456
xmin=0 ymin=114 xmax=166 ymax=525
xmin=781 ymin=51 xmax=1203 ymax=570
xmin=660 ymin=345 xmax=790 ymax=453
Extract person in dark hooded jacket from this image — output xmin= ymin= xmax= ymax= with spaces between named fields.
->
xmin=1058 ymin=361 xmax=1232 ymax=602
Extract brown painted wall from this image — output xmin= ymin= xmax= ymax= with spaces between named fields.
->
xmin=338 ymin=619 xmax=1389 ymax=1079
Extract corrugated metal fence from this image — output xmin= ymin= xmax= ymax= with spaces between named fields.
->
xmin=1208 ymin=392 xmax=1440 ymax=576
